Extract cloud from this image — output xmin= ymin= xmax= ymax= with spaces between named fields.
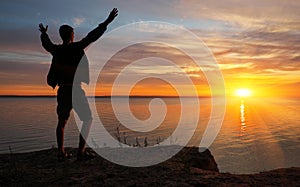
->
xmin=188 ymin=24 xmax=300 ymax=76
xmin=0 ymin=51 xmax=51 ymax=86
xmin=175 ymin=0 xmax=300 ymax=31
xmin=72 ymin=17 xmax=85 ymax=26
xmin=0 ymin=0 xmax=299 ymax=95
xmin=0 ymin=59 xmax=49 ymax=86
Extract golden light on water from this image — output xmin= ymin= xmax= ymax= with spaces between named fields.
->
xmin=240 ymin=100 xmax=246 ymax=136
xmin=235 ymin=88 xmax=252 ymax=97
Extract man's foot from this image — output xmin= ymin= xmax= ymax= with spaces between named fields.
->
xmin=57 ymin=152 xmax=72 ymax=162
xmin=77 ymin=150 xmax=96 ymax=161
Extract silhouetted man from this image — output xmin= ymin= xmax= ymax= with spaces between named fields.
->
xmin=39 ymin=8 xmax=118 ymax=161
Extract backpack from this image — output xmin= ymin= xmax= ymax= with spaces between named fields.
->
xmin=47 ymin=62 xmax=58 ymax=89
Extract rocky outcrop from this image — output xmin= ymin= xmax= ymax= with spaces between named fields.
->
xmin=170 ymin=146 xmax=219 ymax=172
xmin=0 ymin=147 xmax=299 ymax=186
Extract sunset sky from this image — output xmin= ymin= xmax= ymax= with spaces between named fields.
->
xmin=0 ymin=0 xmax=299 ymax=97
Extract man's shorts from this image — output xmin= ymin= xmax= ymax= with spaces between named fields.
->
xmin=57 ymin=85 xmax=92 ymax=121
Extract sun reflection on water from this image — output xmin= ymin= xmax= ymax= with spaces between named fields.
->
xmin=240 ymin=100 xmax=246 ymax=136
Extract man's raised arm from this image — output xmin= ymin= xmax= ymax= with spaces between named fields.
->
xmin=79 ymin=8 xmax=118 ymax=49
xmin=39 ymin=23 xmax=56 ymax=54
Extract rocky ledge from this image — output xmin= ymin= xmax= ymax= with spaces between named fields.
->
xmin=0 ymin=147 xmax=299 ymax=186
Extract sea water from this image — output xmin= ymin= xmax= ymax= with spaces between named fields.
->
xmin=0 ymin=97 xmax=299 ymax=174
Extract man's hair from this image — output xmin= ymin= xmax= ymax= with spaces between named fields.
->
xmin=59 ymin=25 xmax=74 ymax=42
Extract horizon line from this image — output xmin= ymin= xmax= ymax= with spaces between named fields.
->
xmin=0 ymin=94 xmax=211 ymax=98
xmin=0 ymin=95 xmax=298 ymax=99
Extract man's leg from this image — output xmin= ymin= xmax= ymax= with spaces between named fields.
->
xmin=56 ymin=119 xmax=67 ymax=155
xmin=73 ymin=86 xmax=93 ymax=158
xmin=56 ymin=86 xmax=72 ymax=159
xmin=78 ymin=118 xmax=92 ymax=154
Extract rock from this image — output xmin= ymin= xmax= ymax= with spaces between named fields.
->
xmin=0 ymin=147 xmax=299 ymax=186
xmin=171 ymin=147 xmax=219 ymax=172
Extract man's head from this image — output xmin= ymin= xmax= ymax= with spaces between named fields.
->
xmin=59 ymin=25 xmax=74 ymax=43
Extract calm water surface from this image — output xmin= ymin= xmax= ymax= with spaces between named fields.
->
xmin=0 ymin=97 xmax=299 ymax=174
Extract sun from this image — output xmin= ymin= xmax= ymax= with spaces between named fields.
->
xmin=235 ymin=88 xmax=252 ymax=97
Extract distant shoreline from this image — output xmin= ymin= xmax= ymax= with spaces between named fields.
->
xmin=1 ymin=95 xmax=298 ymax=100
xmin=0 ymin=95 xmax=210 ymax=98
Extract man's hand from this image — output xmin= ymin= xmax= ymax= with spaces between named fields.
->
xmin=39 ymin=23 xmax=48 ymax=34
xmin=104 ymin=8 xmax=118 ymax=25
